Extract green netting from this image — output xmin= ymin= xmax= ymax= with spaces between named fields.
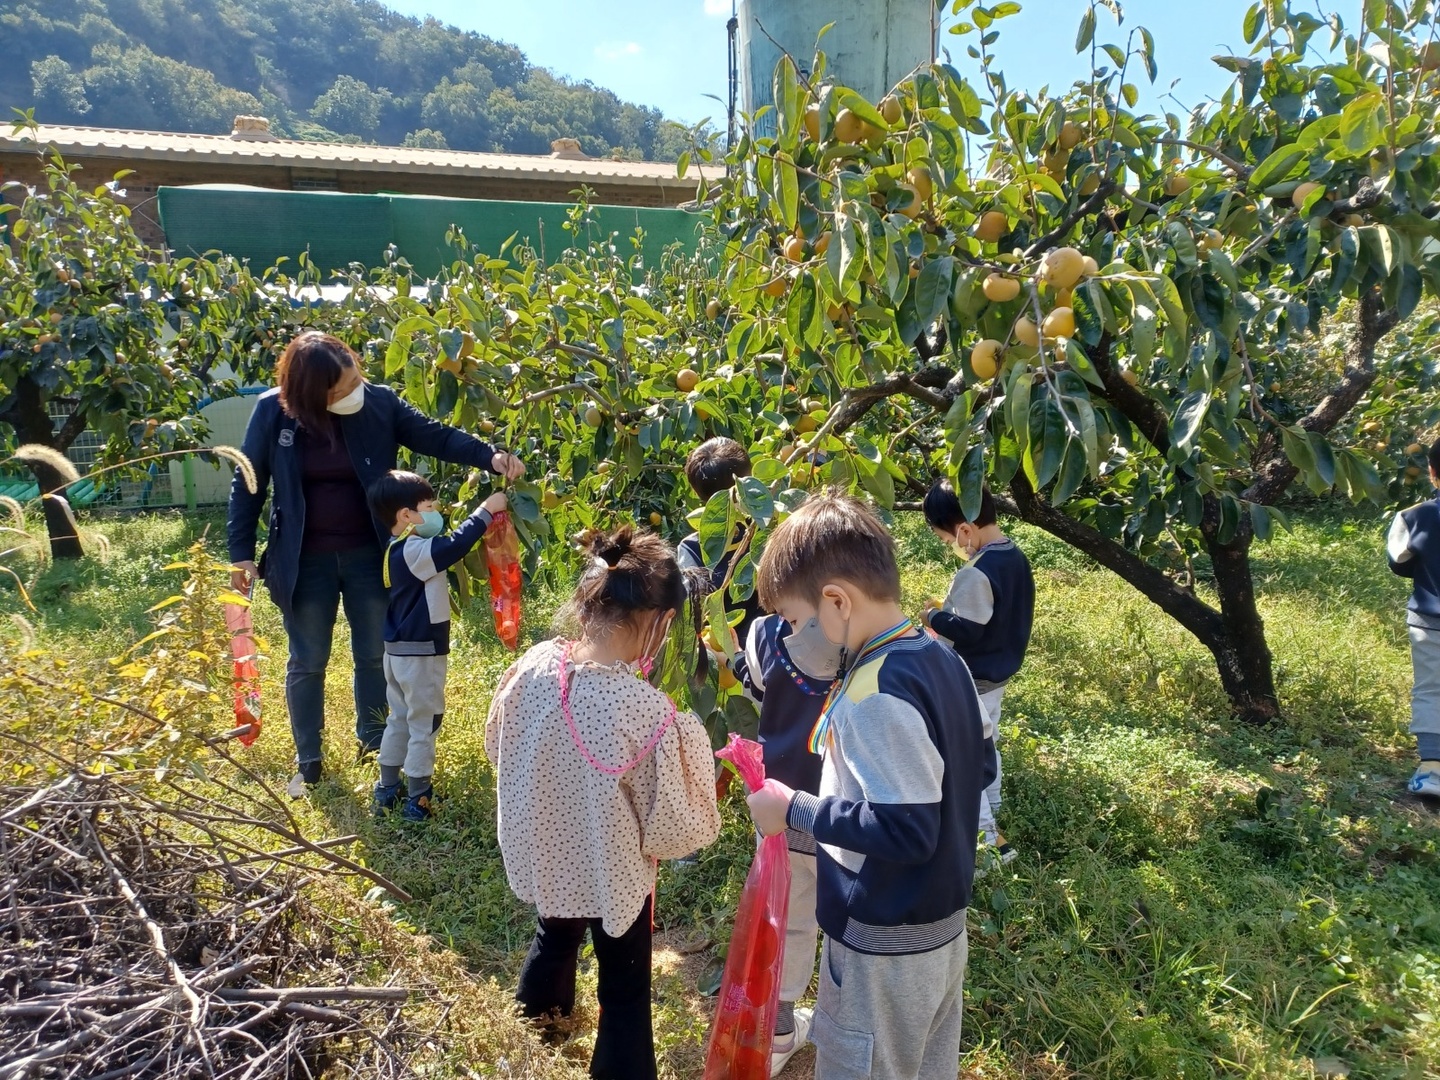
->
xmin=157 ymin=186 xmax=706 ymax=276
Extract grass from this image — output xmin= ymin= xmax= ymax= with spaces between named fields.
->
xmin=1 ymin=504 xmax=1437 ymax=1079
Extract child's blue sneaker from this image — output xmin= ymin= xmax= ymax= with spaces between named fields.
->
xmin=1408 ymin=765 xmax=1440 ymax=799
xmin=402 ymin=787 xmax=434 ymax=821
xmin=371 ymin=780 xmax=404 ymax=817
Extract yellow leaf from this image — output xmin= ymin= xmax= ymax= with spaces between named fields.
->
xmin=215 ymin=592 xmax=252 ymax=608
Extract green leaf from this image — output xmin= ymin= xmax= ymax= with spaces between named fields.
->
xmin=773 ymin=56 xmax=803 ymax=149
xmin=1339 ymin=91 xmax=1385 ymax=156
xmin=1242 ymin=2 xmax=1264 ymax=42
xmin=915 ymin=256 xmax=955 ymax=329
xmin=1167 ymin=222 xmax=1198 ymax=268
xmin=1247 ymin=144 xmax=1305 ymax=193
xmin=1076 ymin=5 xmax=1096 ymax=51
xmin=1064 ymin=336 xmax=1106 ymax=389
xmin=786 ymin=272 xmax=822 ymax=350
xmin=775 ymin=152 xmax=799 ymax=231
xmin=958 ymin=443 xmax=986 ymax=521
xmin=736 ymin=476 xmax=777 ymax=526
xmin=699 ymin=490 xmax=734 ymax=567
xmin=1281 ymin=426 xmax=1316 ymax=473
xmin=1052 ymin=441 xmax=1088 ymax=504
xmin=833 ymin=88 xmax=889 ymax=133
xmin=1171 ymin=390 xmax=1208 ymax=454
xmin=1008 ymin=369 xmax=1033 ymax=457
xmin=1031 ymin=399 xmax=1066 ymax=488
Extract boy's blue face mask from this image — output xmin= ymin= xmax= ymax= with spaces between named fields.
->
xmin=413 ymin=510 xmax=445 ymax=538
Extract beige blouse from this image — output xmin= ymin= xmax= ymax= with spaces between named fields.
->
xmin=485 ymin=637 xmax=722 ymax=937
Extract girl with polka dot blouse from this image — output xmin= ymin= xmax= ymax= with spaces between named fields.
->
xmin=485 ymin=526 xmax=722 ymax=1080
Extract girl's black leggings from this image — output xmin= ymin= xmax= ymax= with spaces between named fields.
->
xmin=515 ymin=896 xmax=656 ymax=1080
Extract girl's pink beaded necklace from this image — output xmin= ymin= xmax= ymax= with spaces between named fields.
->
xmin=558 ymin=640 xmax=677 ymax=775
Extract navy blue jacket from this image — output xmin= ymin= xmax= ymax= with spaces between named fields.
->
xmin=679 ymin=530 xmax=764 ymax=643
xmin=227 ymin=384 xmax=496 ymax=619
xmin=787 ymin=632 xmax=994 ymax=955
xmin=1389 ymin=494 xmax=1440 ymax=626
xmin=383 ymin=506 xmax=494 ymax=656
xmin=734 ymin=614 xmax=829 ymax=794
xmin=930 ymin=540 xmax=1035 ymax=685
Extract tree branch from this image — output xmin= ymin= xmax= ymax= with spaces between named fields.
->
xmin=1085 ymin=333 xmax=1172 ymax=454
xmin=1161 ymin=138 xmax=1251 ymax=180
xmin=1006 ymin=472 xmax=1227 ymax=644
xmin=1242 ymin=288 xmax=1398 ymax=504
xmin=1024 ymin=179 xmax=1119 ymax=258
xmin=53 ymin=408 xmax=88 ymax=454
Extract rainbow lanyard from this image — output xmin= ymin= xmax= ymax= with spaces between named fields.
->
xmin=806 ymin=618 xmax=918 ymax=755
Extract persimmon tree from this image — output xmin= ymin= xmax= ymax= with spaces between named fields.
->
xmin=679 ymin=0 xmax=1440 ymax=721
xmin=0 ymin=118 xmax=275 ymax=558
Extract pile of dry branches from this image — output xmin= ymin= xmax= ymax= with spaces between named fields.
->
xmin=0 ymin=771 xmax=419 ymax=1080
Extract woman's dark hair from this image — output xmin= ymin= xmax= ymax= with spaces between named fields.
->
xmin=367 ymin=470 xmax=435 ymax=531
xmin=564 ymin=526 xmax=709 ymax=675
xmin=276 ymin=331 xmax=357 ymax=439
xmin=1430 ymin=440 xmax=1440 ymax=476
xmin=922 ymin=478 xmax=996 ymax=531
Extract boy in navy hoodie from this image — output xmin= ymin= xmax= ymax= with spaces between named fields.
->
xmin=367 ymin=470 xmax=506 ymax=820
xmin=1387 ymin=440 xmax=1440 ymax=799
xmin=921 ymin=480 xmax=1035 ymax=864
xmin=746 ymin=495 xmax=992 ymax=1080
xmin=727 ymin=615 xmax=834 ymax=1074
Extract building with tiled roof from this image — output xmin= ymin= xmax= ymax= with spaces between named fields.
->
xmin=0 ymin=117 xmax=705 ymax=250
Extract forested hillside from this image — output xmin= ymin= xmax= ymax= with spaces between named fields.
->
xmin=2 ymin=0 xmax=699 ymax=160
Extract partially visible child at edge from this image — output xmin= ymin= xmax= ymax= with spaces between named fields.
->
xmin=1387 ymin=440 xmax=1440 ymax=799
xmin=724 ymin=595 xmax=838 ymax=1074
xmin=921 ymin=479 xmax=1035 ymax=865
xmin=366 ymin=470 xmax=507 ymax=820
xmin=485 ymin=528 xmax=722 ymax=1080
xmin=679 ymin=437 xmax=764 ymax=643
xmin=746 ymin=495 xmax=994 ymax=1080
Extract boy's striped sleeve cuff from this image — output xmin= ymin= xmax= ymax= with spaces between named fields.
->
xmin=787 ymin=790 xmax=821 ymax=835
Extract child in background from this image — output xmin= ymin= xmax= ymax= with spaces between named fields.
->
xmin=679 ymin=437 xmax=764 ymax=643
xmin=921 ymin=479 xmax=1034 ymax=864
xmin=367 ymin=470 xmax=507 ymax=821
xmin=745 ymin=494 xmax=992 ymax=1080
xmin=1387 ymin=440 xmax=1440 ymax=799
xmin=726 ymin=613 xmax=835 ymax=1075
xmin=485 ymin=528 xmax=721 ymax=1080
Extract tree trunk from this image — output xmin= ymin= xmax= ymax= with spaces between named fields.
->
xmin=1005 ymin=475 xmax=1280 ymax=722
xmin=11 ymin=378 xmax=84 ymax=561
xmin=1205 ymin=532 xmax=1279 ymax=721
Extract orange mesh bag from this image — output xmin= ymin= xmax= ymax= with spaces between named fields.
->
xmin=484 ymin=510 xmax=522 ymax=650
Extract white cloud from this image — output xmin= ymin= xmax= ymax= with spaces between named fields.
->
xmin=703 ymin=0 xmax=731 ymax=15
xmin=594 ymin=41 xmax=643 ymax=61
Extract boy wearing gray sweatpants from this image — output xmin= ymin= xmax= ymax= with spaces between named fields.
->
xmin=1388 ymin=441 xmax=1440 ymax=799
xmin=367 ymin=470 xmax=507 ymax=821
xmin=745 ymin=495 xmax=994 ymax=1080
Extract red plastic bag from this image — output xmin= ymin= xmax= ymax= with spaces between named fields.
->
xmin=223 ymin=587 xmax=262 ymax=747
xmin=703 ymin=735 xmax=791 ymax=1080
xmin=484 ymin=510 xmax=522 ymax=651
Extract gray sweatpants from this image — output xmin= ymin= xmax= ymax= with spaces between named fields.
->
xmin=813 ymin=928 xmax=968 ymax=1080
xmin=1410 ymin=624 xmax=1440 ymax=757
xmin=976 ymin=684 xmax=1005 ymax=846
xmin=780 ymin=848 xmax=819 ymax=1004
xmin=379 ymin=652 xmax=446 ymax=778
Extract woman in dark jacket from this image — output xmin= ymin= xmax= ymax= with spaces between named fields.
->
xmin=227 ymin=332 xmax=524 ymax=787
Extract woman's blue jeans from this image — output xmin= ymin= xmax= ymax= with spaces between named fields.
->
xmin=283 ymin=545 xmax=389 ymax=764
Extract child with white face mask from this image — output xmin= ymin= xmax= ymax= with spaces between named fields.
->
xmin=921 ymin=479 xmax=1035 ymax=867
xmin=367 ymin=469 xmax=507 ymax=820
xmin=485 ymin=526 xmax=721 ymax=1080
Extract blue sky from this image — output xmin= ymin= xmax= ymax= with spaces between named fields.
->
xmin=381 ymin=0 xmax=1261 ymax=128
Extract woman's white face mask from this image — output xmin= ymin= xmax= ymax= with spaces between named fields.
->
xmin=327 ymin=383 xmax=365 ymax=415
